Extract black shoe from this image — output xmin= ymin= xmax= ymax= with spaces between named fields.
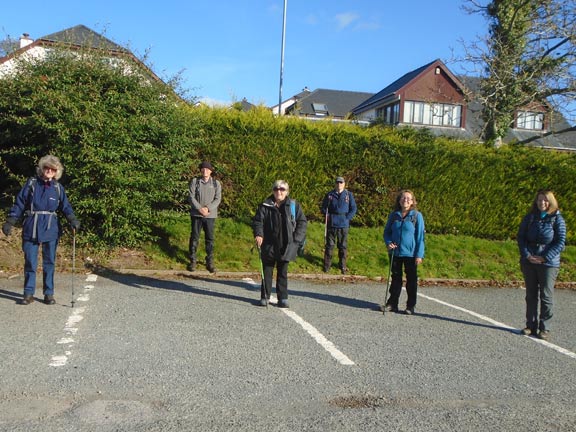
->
xmin=404 ymin=308 xmax=415 ymax=315
xmin=22 ymin=295 xmax=34 ymax=305
xmin=278 ymin=300 xmax=289 ymax=308
xmin=259 ymin=298 xmax=268 ymax=307
xmin=340 ymin=267 xmax=348 ymax=275
xmin=323 ymin=267 xmax=329 ymax=273
xmin=44 ymin=295 xmax=56 ymax=305
xmin=206 ymin=263 xmax=216 ymax=273
xmin=187 ymin=262 xmax=196 ymax=272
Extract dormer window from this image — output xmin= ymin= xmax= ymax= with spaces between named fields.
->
xmin=312 ymin=103 xmax=328 ymax=116
xmin=516 ymin=111 xmax=545 ymax=131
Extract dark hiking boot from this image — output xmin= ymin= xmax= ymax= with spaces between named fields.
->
xmin=22 ymin=295 xmax=34 ymax=305
xmin=259 ymin=298 xmax=268 ymax=307
xmin=404 ymin=308 xmax=415 ymax=315
xmin=44 ymin=295 xmax=56 ymax=305
xmin=187 ymin=262 xmax=196 ymax=272
xmin=206 ymin=263 xmax=216 ymax=273
xmin=278 ymin=300 xmax=289 ymax=308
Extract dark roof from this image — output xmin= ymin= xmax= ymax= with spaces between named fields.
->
xmin=40 ymin=25 xmax=127 ymax=53
xmin=287 ymin=88 xmax=374 ymax=118
xmin=352 ymin=59 xmax=439 ymax=114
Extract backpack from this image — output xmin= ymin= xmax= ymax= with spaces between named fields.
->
xmin=27 ymin=177 xmax=61 ymax=211
xmin=289 ymin=199 xmax=306 ymax=257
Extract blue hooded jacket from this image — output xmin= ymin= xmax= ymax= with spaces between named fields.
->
xmin=8 ymin=177 xmax=76 ymax=243
xmin=321 ymin=189 xmax=357 ymax=229
xmin=517 ymin=210 xmax=566 ymax=268
xmin=383 ymin=209 xmax=425 ymax=259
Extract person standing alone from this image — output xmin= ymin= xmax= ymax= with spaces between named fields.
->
xmin=2 ymin=155 xmax=80 ymax=305
xmin=188 ymin=161 xmax=222 ymax=273
xmin=320 ymin=176 xmax=357 ymax=274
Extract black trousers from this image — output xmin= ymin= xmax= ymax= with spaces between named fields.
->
xmin=387 ymin=256 xmax=418 ymax=309
xmin=261 ymin=259 xmax=289 ymax=301
xmin=189 ymin=217 xmax=215 ymax=262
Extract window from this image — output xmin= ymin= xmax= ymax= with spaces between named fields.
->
xmin=516 ymin=111 xmax=544 ymax=130
xmin=403 ymin=101 xmax=462 ymax=127
xmin=312 ymin=103 xmax=328 ymax=116
xmin=376 ymin=102 xmax=400 ymax=124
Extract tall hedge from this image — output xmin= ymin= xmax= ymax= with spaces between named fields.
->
xmin=1 ymin=52 xmax=574 ymax=246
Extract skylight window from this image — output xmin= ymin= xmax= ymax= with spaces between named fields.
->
xmin=312 ymin=103 xmax=328 ymax=116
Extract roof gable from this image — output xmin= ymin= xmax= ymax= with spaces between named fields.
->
xmin=352 ymin=59 xmax=465 ymax=113
xmin=39 ymin=25 xmax=127 ymax=53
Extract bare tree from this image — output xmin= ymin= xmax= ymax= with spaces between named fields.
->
xmin=460 ymin=0 xmax=575 ymax=145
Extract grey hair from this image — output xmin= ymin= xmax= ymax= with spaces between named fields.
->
xmin=36 ymin=155 xmax=64 ymax=180
xmin=272 ymin=179 xmax=289 ymax=193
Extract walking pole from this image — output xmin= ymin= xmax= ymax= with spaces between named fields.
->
xmin=324 ymin=209 xmax=329 ymax=247
xmin=383 ymin=250 xmax=394 ymax=316
xmin=257 ymin=246 xmax=267 ymax=308
xmin=71 ymin=228 xmax=76 ymax=308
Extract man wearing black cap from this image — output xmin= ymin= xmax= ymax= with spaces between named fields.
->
xmin=320 ymin=176 xmax=357 ymax=274
xmin=188 ymin=161 xmax=222 ymax=272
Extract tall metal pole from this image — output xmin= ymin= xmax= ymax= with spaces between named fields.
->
xmin=278 ymin=0 xmax=287 ymax=115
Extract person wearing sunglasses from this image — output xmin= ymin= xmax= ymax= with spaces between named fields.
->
xmin=320 ymin=176 xmax=357 ymax=274
xmin=252 ymin=180 xmax=307 ymax=307
xmin=2 ymin=155 xmax=80 ymax=305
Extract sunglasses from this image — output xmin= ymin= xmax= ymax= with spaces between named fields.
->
xmin=273 ymin=187 xmax=287 ymax=192
xmin=43 ymin=167 xmax=57 ymax=172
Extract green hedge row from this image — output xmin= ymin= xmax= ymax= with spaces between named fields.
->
xmin=1 ymin=51 xmax=574 ymax=247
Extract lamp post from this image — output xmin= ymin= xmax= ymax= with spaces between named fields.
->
xmin=278 ymin=0 xmax=287 ymax=115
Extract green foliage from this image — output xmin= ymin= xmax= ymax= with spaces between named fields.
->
xmin=1 ymin=51 xmax=575 ymax=248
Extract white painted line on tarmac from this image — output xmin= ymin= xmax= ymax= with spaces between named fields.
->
xmin=49 ymin=275 xmax=98 ymax=367
xmin=418 ymin=292 xmax=576 ymax=360
xmin=243 ymin=277 xmax=354 ymax=365
xmin=282 ymin=309 xmax=355 ymax=366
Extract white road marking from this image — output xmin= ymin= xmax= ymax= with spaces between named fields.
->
xmin=282 ymin=309 xmax=355 ymax=366
xmin=418 ymin=292 xmax=576 ymax=360
xmin=244 ymin=277 xmax=354 ymax=365
xmin=50 ymin=275 xmax=98 ymax=367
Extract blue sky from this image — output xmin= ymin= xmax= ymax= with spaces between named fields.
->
xmin=1 ymin=1 xmax=493 ymax=107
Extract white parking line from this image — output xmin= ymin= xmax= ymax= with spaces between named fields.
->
xmin=418 ymin=292 xmax=576 ymax=360
xmin=49 ymin=274 xmax=98 ymax=367
xmin=243 ymin=277 xmax=355 ymax=366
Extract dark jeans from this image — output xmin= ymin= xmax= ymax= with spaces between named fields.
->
xmin=23 ymin=239 xmax=58 ymax=296
xmin=387 ymin=256 xmax=418 ymax=309
xmin=520 ymin=260 xmax=558 ymax=332
xmin=261 ymin=259 xmax=289 ymax=301
xmin=325 ymin=227 xmax=349 ymax=253
xmin=189 ymin=217 xmax=216 ymax=263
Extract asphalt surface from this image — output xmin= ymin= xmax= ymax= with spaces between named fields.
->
xmin=0 ymin=270 xmax=575 ymax=431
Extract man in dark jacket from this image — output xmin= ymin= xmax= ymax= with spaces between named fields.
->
xmin=321 ymin=176 xmax=357 ymax=274
xmin=252 ymin=180 xmax=307 ymax=308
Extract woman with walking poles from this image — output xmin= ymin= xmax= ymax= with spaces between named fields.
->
xmin=2 ymin=155 xmax=80 ymax=305
xmin=252 ymin=180 xmax=307 ymax=308
xmin=517 ymin=190 xmax=566 ymax=341
xmin=382 ymin=189 xmax=425 ymax=315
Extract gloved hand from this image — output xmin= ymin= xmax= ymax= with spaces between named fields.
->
xmin=67 ymin=215 xmax=80 ymax=231
xmin=2 ymin=217 xmax=18 ymax=236
xmin=2 ymin=222 xmax=12 ymax=236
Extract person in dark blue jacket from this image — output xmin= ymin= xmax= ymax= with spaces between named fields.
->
xmin=382 ymin=189 xmax=425 ymax=315
xmin=253 ymin=180 xmax=307 ymax=308
xmin=517 ymin=190 xmax=566 ymax=340
xmin=2 ymin=155 xmax=80 ymax=305
xmin=320 ymin=176 xmax=357 ymax=274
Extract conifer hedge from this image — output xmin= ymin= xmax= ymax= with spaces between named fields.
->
xmin=1 ymin=51 xmax=574 ymax=247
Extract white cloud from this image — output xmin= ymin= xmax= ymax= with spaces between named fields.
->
xmin=335 ymin=12 xmax=360 ymax=30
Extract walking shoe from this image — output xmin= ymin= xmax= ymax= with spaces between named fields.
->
xmin=538 ymin=330 xmax=550 ymax=341
xmin=323 ymin=266 xmax=329 ymax=273
xmin=206 ymin=264 xmax=216 ymax=273
xmin=44 ymin=295 xmax=56 ymax=305
xmin=404 ymin=308 xmax=415 ymax=315
xmin=340 ymin=267 xmax=348 ymax=275
xmin=521 ymin=327 xmax=535 ymax=336
xmin=278 ymin=300 xmax=289 ymax=308
xmin=259 ymin=298 xmax=268 ymax=307
xmin=379 ymin=304 xmax=398 ymax=313
xmin=186 ymin=262 xmax=196 ymax=272
xmin=22 ymin=295 xmax=34 ymax=305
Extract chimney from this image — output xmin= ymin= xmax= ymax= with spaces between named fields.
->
xmin=19 ymin=33 xmax=33 ymax=48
